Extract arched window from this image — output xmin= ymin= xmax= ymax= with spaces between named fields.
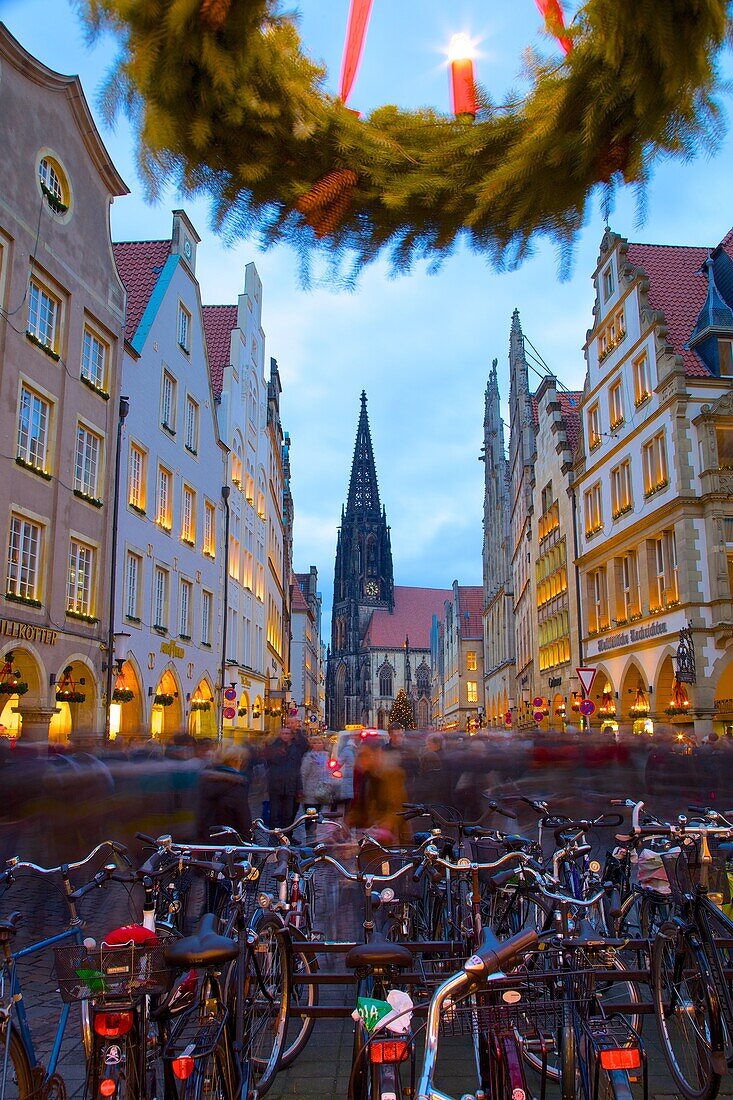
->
xmin=379 ymin=665 xmax=393 ymax=698
xmin=416 ymin=663 xmax=430 ymax=695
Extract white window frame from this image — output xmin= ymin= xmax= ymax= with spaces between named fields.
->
xmin=125 ymin=551 xmax=141 ymax=620
xmin=643 ymin=432 xmax=668 ymax=495
xmin=184 ymin=395 xmax=199 ymax=453
xmin=584 ymin=482 xmax=603 ymax=536
xmin=602 ymin=263 xmax=614 ymax=301
xmin=179 ymin=577 xmax=192 ymax=638
xmin=39 ymin=157 xmax=64 ymax=204
xmin=153 ymin=565 xmax=169 ymax=630
xmin=178 ymin=303 xmax=191 ymax=352
xmin=128 ymin=443 xmax=147 ymax=511
xmin=621 ymin=551 xmax=640 ymax=620
xmin=17 ymin=384 xmax=51 ymax=471
xmin=28 ymin=278 xmax=60 ymax=352
xmin=74 ymin=423 xmax=102 ymax=500
xmin=181 ymin=485 xmax=196 ymax=545
xmin=67 ymin=538 xmax=94 ymax=617
xmin=204 ymin=501 xmax=216 ymax=558
xmin=588 ymin=404 xmax=601 ymax=450
xmin=156 ymin=466 xmax=173 ymax=530
xmin=161 ymin=371 xmax=176 ymax=432
xmin=201 ymin=590 xmax=212 ymax=646
xmin=633 ymin=353 xmax=652 ymax=405
xmin=609 ymin=379 xmax=624 ymax=430
xmin=7 ymin=514 xmax=42 ymax=602
xmin=611 ymin=459 xmax=632 ymax=517
xmin=81 ymin=325 xmax=108 ymax=392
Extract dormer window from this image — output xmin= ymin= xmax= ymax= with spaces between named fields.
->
xmin=602 ymin=263 xmax=614 ymax=302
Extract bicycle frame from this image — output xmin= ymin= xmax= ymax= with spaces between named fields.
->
xmin=2 ymin=923 xmax=85 ymax=1081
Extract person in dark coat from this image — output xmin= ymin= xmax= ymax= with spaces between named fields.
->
xmin=197 ymin=746 xmax=252 ymax=840
xmin=265 ymin=727 xmax=306 ymax=829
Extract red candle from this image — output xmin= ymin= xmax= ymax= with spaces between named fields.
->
xmin=448 ymin=34 xmax=477 ymax=119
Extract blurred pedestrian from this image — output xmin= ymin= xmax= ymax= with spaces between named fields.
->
xmin=384 ymin=721 xmax=418 ymax=788
xmin=417 ymin=733 xmax=445 ymax=805
xmin=265 ymin=726 xmax=306 ymax=829
xmin=347 ymin=740 xmax=410 ymax=843
xmin=197 ymin=745 xmax=252 ymax=840
xmin=299 ymin=735 xmax=336 ymax=840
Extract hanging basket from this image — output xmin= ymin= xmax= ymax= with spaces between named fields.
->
xmin=238 ymin=707 xmax=248 ymax=717
xmin=112 ymin=688 xmax=134 ymax=704
xmin=0 ymin=681 xmax=28 ymax=696
xmin=56 ymin=691 xmax=86 ymax=704
xmin=190 ymin=700 xmax=211 ymax=712
xmin=154 ymin=693 xmax=174 ymax=707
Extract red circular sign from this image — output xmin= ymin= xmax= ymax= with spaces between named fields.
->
xmin=223 ymin=706 xmax=236 ymax=720
xmin=224 ymin=687 xmax=237 ymax=702
xmin=533 ymin=710 xmax=545 ymax=723
xmin=504 ymin=711 xmax=512 ymax=723
xmin=504 ymin=716 xmax=512 ymax=727
xmin=580 ymin=699 xmax=596 ymax=716
xmin=533 ymin=696 xmax=544 ymax=708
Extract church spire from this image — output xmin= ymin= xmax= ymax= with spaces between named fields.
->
xmin=346 ymin=391 xmax=381 ymax=517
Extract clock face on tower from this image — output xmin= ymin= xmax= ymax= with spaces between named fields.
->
xmin=364 ymin=580 xmax=379 ymax=599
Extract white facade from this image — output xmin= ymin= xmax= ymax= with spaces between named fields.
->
xmin=114 ymin=211 xmax=226 ymax=742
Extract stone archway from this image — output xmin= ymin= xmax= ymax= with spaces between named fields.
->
xmin=108 ymin=657 xmax=144 ymax=743
xmin=151 ymin=668 xmax=183 ymax=740
xmin=189 ymin=678 xmax=216 ymax=740
xmin=0 ymin=647 xmax=43 ymax=742
xmin=552 ymin=692 xmax=566 ymax=730
xmin=49 ymin=658 xmax=98 ymax=744
xmin=620 ymin=661 xmax=651 ymax=732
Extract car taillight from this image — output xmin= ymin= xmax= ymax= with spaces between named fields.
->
xmin=94 ymin=1011 xmax=134 ymax=1038
xmin=99 ymin=1079 xmax=116 ymax=1096
xmin=369 ymin=1038 xmax=410 ymax=1064
xmin=172 ymin=1056 xmax=196 ymax=1080
xmin=599 ymin=1048 xmax=641 ymax=1070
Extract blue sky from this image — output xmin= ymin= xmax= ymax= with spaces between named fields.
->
xmin=2 ymin=1 xmax=732 ymax=632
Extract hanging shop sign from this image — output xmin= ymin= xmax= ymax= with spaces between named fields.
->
xmin=0 ymin=618 xmax=58 ymax=645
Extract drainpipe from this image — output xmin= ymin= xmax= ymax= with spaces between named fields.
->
xmin=220 ymin=485 xmax=231 ymax=743
xmin=104 ymin=395 xmax=130 ymax=744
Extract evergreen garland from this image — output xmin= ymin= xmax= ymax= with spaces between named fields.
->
xmin=81 ymin=0 xmax=730 ymax=279
xmin=389 ymin=689 xmax=415 ymax=730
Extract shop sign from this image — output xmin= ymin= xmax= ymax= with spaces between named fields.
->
xmin=548 ymin=676 xmax=562 ymax=688
xmin=596 ymin=620 xmax=668 ymax=653
xmin=161 ymin=640 xmax=185 ymax=659
xmin=714 ymin=698 xmax=733 ymax=713
xmin=0 ymin=617 xmax=57 ymax=645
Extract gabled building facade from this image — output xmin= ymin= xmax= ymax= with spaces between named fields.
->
xmin=290 ymin=567 xmax=322 ymax=729
xmin=440 ymin=583 xmax=485 ymax=732
xmin=574 ymin=226 xmax=733 ymax=738
xmin=0 ymin=26 xmax=127 ymax=744
xmin=481 ymin=359 xmax=515 ymax=728
xmin=113 ymin=211 xmax=226 ymax=742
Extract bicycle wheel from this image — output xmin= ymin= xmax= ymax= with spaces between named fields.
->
xmin=651 ymin=922 xmax=724 ymax=1100
xmin=0 ymin=1025 xmax=33 ymax=1100
xmin=240 ymin=911 xmax=291 ymax=1096
xmin=616 ymin=888 xmax=671 ymax=965
xmin=185 ymin=1048 xmax=231 ymax=1100
xmin=279 ymin=928 xmax=318 ymax=1069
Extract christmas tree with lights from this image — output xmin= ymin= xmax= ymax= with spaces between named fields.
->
xmin=389 ymin=689 xmax=415 ymax=730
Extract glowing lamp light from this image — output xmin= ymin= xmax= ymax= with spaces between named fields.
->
xmin=448 ymin=34 xmax=477 ymax=119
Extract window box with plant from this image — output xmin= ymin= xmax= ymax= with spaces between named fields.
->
xmin=73 ymin=489 xmax=104 ymax=508
xmin=610 ymin=417 xmax=625 ymax=433
xmin=40 ymin=180 xmax=68 ymax=214
xmin=15 ymin=457 xmax=53 ymax=481
xmin=179 ymin=633 xmax=191 ymax=642
xmin=181 ymin=538 xmax=194 ymax=548
xmin=66 ymin=609 xmax=99 ymax=624
xmin=5 ymin=592 xmax=42 ymax=609
xmin=129 ymin=503 xmax=146 ymax=517
xmin=586 ymin=522 xmax=604 ymax=539
xmin=125 ymin=615 xmax=141 ymax=624
xmin=644 ymin=478 xmax=669 ymax=499
xmin=161 ymin=422 xmax=176 ymax=437
xmin=26 ymin=330 xmax=60 ymax=361
xmin=635 ymin=391 xmax=652 ymax=409
xmin=612 ymin=504 xmax=633 ymax=520
xmin=112 ymin=688 xmax=134 ymax=704
xmin=153 ymin=624 xmax=167 ymax=635
xmin=154 ymin=693 xmax=174 ymax=707
xmin=185 ymin=444 xmax=198 ymax=456
xmin=80 ymin=375 xmax=110 ymax=401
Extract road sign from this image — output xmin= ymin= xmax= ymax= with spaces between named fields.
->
xmin=580 ymin=699 xmax=595 ymax=716
xmin=533 ymin=710 xmax=545 ymax=723
xmin=224 ymin=687 xmax=237 ymax=701
xmin=533 ymin=696 xmax=544 ymax=708
xmin=576 ymin=667 xmax=597 ymax=697
xmin=223 ymin=706 xmax=236 ymax=720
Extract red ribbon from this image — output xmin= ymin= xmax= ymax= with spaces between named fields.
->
xmin=339 ymin=0 xmax=374 ymax=104
xmin=535 ymin=0 xmax=572 ymax=54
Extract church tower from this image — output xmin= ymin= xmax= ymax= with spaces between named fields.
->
xmin=327 ymin=392 xmax=394 ymax=728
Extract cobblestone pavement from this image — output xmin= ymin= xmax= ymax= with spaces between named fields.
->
xmin=5 ymin=764 xmax=733 ymax=1099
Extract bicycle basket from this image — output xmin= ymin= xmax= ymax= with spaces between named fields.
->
xmin=53 ymin=941 xmax=172 ymax=1004
xmin=662 ymin=837 xmax=733 ymax=907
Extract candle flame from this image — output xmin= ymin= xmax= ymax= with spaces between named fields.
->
xmin=448 ymin=33 xmax=475 ymax=63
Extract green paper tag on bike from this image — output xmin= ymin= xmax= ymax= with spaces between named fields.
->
xmin=355 ymin=997 xmax=392 ymax=1032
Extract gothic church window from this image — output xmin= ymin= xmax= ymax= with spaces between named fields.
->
xmin=379 ymin=665 xmax=393 ymax=698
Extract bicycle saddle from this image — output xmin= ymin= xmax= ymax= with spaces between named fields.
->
xmin=345 ymin=940 xmax=413 ymax=970
xmin=164 ymin=912 xmax=238 ymax=968
xmin=0 ymin=910 xmax=22 ymax=942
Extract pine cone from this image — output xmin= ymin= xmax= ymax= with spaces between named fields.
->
xmin=200 ymin=0 xmax=232 ymax=31
xmin=296 ymin=169 xmax=358 ymax=237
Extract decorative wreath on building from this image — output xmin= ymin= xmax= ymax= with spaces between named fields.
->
xmin=82 ymin=0 xmax=728 ymax=277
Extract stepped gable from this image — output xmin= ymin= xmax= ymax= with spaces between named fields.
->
xmin=203 ymin=304 xmax=238 ymax=399
xmin=531 ymin=390 xmax=582 ymax=446
xmin=113 ymin=240 xmax=171 ymax=343
xmin=363 ymin=585 xmax=452 ymax=650
xmin=625 ymin=240 xmax=716 ymax=378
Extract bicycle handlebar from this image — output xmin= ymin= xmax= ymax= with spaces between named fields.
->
xmin=6 ymin=840 xmax=128 ymax=877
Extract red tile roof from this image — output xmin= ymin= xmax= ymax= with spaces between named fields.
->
xmin=625 ymin=241 xmax=712 ymax=377
xmin=456 ymin=585 xmax=483 ymax=639
xmin=530 ymin=391 xmax=582 ymax=454
xmin=113 ymin=240 xmax=171 ymax=344
xmin=203 ymin=304 xmax=238 ymax=399
xmin=363 ymin=586 xmax=452 ymax=650
xmin=290 ymin=581 xmax=310 ymax=614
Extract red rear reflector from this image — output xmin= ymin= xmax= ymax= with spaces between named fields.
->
xmin=369 ymin=1038 xmax=409 ymax=1064
xmin=600 ymin=1049 xmax=641 ymax=1070
xmin=99 ymin=1079 xmax=116 ymax=1096
xmin=332 ymin=770 xmax=343 ymax=779
xmin=327 ymin=758 xmax=338 ymax=770
xmin=94 ymin=1011 xmax=134 ymax=1038
xmin=172 ymin=1057 xmax=195 ymax=1080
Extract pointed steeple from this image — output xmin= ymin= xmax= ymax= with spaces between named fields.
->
xmin=346 ymin=391 xmax=381 ymax=517
xmin=690 ymin=255 xmax=733 ymax=344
